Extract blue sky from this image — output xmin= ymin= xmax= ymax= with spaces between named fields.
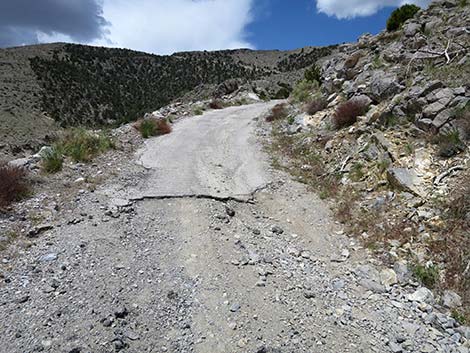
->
xmin=1 ymin=0 xmax=431 ymax=54
xmin=248 ymin=0 xmax=395 ymax=50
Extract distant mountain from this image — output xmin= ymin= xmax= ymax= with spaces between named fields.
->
xmin=0 ymin=43 xmax=334 ymax=156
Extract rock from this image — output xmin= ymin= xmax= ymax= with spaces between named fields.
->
xmin=271 ymin=225 xmax=284 ymax=234
xmin=386 ymin=168 xmax=423 ymax=197
xmin=39 ymin=253 xmax=58 ymax=262
xmin=359 ymin=278 xmax=386 ymax=293
xmin=408 ymin=287 xmax=434 ymax=303
xmin=404 ymin=22 xmax=421 ymax=37
xmin=389 ymin=341 xmax=403 ymax=353
xmin=380 ymin=269 xmax=398 ymax=287
xmin=230 ymin=303 xmax=241 ymax=312
xmin=416 ymin=80 xmax=444 ymax=98
xmin=394 ymin=261 xmax=411 ymax=283
xmin=350 ymin=94 xmax=372 ymax=108
xmin=423 ymin=101 xmax=446 ymax=119
xmin=15 ymin=295 xmax=30 ymax=304
xmin=28 ymin=223 xmax=54 ymax=238
xmin=432 ymin=109 xmax=452 ymax=130
xmin=343 ymin=51 xmax=364 ymax=69
xmin=368 ymin=71 xmax=403 ymax=102
xmin=442 ymin=290 xmax=462 ymax=309
xmin=225 ymin=206 xmax=235 ymax=217
xmin=8 ymin=157 xmax=34 ymax=169
xmin=114 ymin=306 xmax=128 ymax=319
xmin=304 ymin=290 xmax=316 ymax=299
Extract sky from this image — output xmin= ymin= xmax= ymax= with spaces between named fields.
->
xmin=0 ymin=0 xmax=433 ymax=54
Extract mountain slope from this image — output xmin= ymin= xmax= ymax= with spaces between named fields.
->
xmin=0 ymin=43 xmax=334 ymax=157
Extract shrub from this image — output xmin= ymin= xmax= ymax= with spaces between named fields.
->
xmin=134 ymin=118 xmax=172 ymax=139
xmin=412 ymin=264 xmax=440 ymax=288
xmin=304 ymin=97 xmax=327 ymax=115
xmin=291 ymin=80 xmax=319 ymax=103
xmin=304 ymin=65 xmax=322 ymax=84
xmin=209 ymin=99 xmax=224 ymax=109
xmin=274 ymin=87 xmax=291 ymax=99
xmin=386 ymin=4 xmax=420 ymax=31
xmin=41 ymin=147 xmax=63 ymax=173
xmin=60 ymin=128 xmax=115 ymax=162
xmin=333 ymin=99 xmax=368 ymax=129
xmin=193 ymin=107 xmax=204 ymax=116
xmin=0 ymin=163 xmax=30 ymax=208
xmin=266 ymin=103 xmax=288 ymax=122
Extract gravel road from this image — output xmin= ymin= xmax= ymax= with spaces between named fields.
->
xmin=0 ymin=103 xmax=468 ymax=353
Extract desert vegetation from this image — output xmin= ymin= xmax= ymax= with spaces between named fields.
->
xmin=0 ymin=163 xmax=30 ymax=208
xmin=134 ymin=118 xmax=172 ymax=139
xmin=386 ymin=4 xmax=420 ymax=31
xmin=266 ymin=103 xmax=289 ymax=122
xmin=333 ymin=99 xmax=369 ymax=129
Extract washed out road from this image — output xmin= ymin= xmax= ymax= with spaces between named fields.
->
xmin=0 ymin=103 xmax=465 ymax=353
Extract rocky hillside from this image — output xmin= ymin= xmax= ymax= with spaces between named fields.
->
xmin=0 ymin=43 xmax=333 ymax=158
xmin=268 ymin=0 xmax=470 ymax=318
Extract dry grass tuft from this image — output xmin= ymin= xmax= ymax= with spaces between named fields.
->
xmin=304 ymin=97 xmax=327 ymax=115
xmin=0 ymin=163 xmax=30 ymax=208
xmin=134 ymin=118 xmax=172 ymax=138
xmin=266 ymin=103 xmax=288 ymax=122
xmin=333 ymin=99 xmax=368 ymax=129
xmin=209 ymin=99 xmax=225 ymax=110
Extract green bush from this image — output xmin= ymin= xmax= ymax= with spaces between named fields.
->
xmin=386 ymin=4 xmax=420 ymax=31
xmin=134 ymin=118 xmax=172 ymax=139
xmin=59 ymin=129 xmax=115 ymax=162
xmin=412 ymin=264 xmax=439 ymax=288
xmin=274 ymin=87 xmax=291 ymax=99
xmin=290 ymin=80 xmax=319 ymax=104
xmin=41 ymin=147 xmax=64 ymax=173
xmin=304 ymin=65 xmax=322 ymax=84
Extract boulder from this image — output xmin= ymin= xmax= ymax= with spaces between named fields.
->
xmin=404 ymin=22 xmax=421 ymax=37
xmin=408 ymin=287 xmax=434 ymax=303
xmin=387 ymin=168 xmax=423 ymax=196
xmin=423 ymin=101 xmax=446 ymax=119
xmin=368 ymin=71 xmax=403 ymax=102
xmin=442 ymin=290 xmax=462 ymax=309
xmin=380 ymin=269 xmax=398 ymax=287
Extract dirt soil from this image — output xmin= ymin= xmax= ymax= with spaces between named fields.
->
xmin=0 ymin=103 xmax=468 ymax=353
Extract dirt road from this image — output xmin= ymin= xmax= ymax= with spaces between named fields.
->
xmin=0 ymin=103 xmax=467 ymax=353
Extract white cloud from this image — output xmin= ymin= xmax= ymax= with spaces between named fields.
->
xmin=101 ymin=0 xmax=254 ymax=54
xmin=38 ymin=0 xmax=254 ymax=54
xmin=316 ymin=0 xmax=432 ymax=19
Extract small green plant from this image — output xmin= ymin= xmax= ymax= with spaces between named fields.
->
xmin=134 ymin=118 xmax=172 ymax=139
xmin=291 ymin=80 xmax=319 ymax=103
xmin=287 ymin=116 xmax=295 ymax=125
xmin=404 ymin=143 xmax=414 ymax=156
xmin=451 ymin=309 xmax=468 ymax=325
xmin=372 ymin=54 xmax=384 ymax=69
xmin=386 ymin=4 xmax=420 ymax=31
xmin=459 ymin=0 xmax=468 ymax=7
xmin=350 ymin=162 xmax=365 ymax=181
xmin=412 ymin=264 xmax=440 ymax=288
xmin=58 ymin=128 xmax=115 ymax=162
xmin=377 ymin=159 xmax=391 ymax=174
xmin=304 ymin=65 xmax=322 ymax=84
xmin=193 ymin=107 xmax=204 ymax=116
xmin=41 ymin=147 xmax=64 ymax=173
xmin=274 ymin=87 xmax=291 ymax=99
